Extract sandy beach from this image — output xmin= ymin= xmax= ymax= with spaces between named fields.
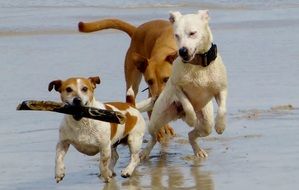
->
xmin=1 ymin=1 xmax=299 ymax=189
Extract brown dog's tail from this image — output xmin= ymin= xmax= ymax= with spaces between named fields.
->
xmin=78 ymin=19 xmax=136 ymax=38
xmin=126 ymin=87 xmax=136 ymax=107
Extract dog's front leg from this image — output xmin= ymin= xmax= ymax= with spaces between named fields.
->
xmin=214 ymin=89 xmax=227 ymax=134
xmin=176 ymin=87 xmax=197 ymax=127
xmin=55 ymin=141 xmax=70 ymax=183
xmin=99 ymin=146 xmax=112 ymax=183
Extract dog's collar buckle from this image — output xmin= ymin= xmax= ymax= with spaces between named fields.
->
xmin=189 ymin=43 xmax=217 ymax=67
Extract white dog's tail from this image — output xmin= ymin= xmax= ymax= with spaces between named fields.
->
xmin=136 ymin=97 xmax=155 ymax=113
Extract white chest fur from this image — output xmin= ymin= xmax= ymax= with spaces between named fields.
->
xmin=170 ymin=56 xmax=227 ymax=109
xmin=172 ymin=56 xmax=226 ymax=88
xmin=59 ymin=116 xmax=110 ymax=156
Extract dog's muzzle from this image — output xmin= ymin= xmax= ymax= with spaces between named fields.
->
xmin=72 ymin=97 xmax=82 ymax=106
xmin=70 ymin=97 xmax=84 ymax=121
xmin=179 ymin=47 xmax=190 ymax=62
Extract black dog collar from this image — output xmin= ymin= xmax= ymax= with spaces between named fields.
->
xmin=188 ymin=43 xmax=217 ymax=67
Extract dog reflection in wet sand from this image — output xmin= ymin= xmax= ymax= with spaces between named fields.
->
xmin=101 ymin=153 xmax=214 ymax=189
xmin=48 ymin=76 xmax=146 ymax=183
xmin=141 ymin=10 xmax=228 ymax=159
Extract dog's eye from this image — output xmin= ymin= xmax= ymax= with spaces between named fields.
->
xmin=66 ymin=87 xmax=73 ymax=93
xmin=147 ymin=79 xmax=154 ymax=86
xmin=175 ymin=34 xmax=180 ymax=40
xmin=189 ymin=31 xmax=197 ymax=37
xmin=163 ymin=77 xmax=169 ymax=83
xmin=82 ymin=87 xmax=88 ymax=93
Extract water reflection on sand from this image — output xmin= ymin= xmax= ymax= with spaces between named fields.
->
xmin=103 ymin=150 xmax=214 ymax=190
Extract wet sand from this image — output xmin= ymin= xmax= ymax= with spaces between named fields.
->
xmin=1 ymin=2 xmax=299 ymax=190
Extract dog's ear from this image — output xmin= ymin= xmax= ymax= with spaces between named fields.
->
xmin=89 ymin=76 xmax=101 ymax=89
xmin=132 ymin=52 xmax=148 ymax=73
xmin=169 ymin=11 xmax=182 ymax=24
xmin=48 ymin=80 xmax=62 ymax=92
xmin=165 ymin=51 xmax=178 ymax=64
xmin=198 ymin=10 xmax=210 ymax=22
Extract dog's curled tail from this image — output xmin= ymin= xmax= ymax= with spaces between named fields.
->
xmin=78 ymin=19 xmax=136 ymax=38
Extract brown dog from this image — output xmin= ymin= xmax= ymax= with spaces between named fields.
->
xmin=78 ymin=19 xmax=177 ymax=141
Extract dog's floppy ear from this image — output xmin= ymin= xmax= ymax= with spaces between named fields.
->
xmin=88 ymin=76 xmax=101 ymax=89
xmin=169 ymin=11 xmax=182 ymax=24
xmin=132 ymin=52 xmax=148 ymax=73
xmin=48 ymin=80 xmax=62 ymax=92
xmin=198 ymin=10 xmax=210 ymax=22
xmin=165 ymin=51 xmax=178 ymax=64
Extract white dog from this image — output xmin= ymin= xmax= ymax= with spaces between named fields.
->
xmin=48 ymin=76 xmax=145 ymax=183
xmin=140 ymin=10 xmax=228 ymax=159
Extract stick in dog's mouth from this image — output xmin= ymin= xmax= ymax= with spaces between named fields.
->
xmin=17 ymin=100 xmax=126 ymax=124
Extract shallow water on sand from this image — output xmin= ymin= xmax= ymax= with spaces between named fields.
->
xmin=1 ymin=1 xmax=299 ymax=190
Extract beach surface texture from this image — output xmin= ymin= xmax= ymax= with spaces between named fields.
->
xmin=1 ymin=1 xmax=299 ymax=189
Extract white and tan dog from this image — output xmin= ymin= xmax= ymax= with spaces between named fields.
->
xmin=141 ymin=10 xmax=228 ymax=159
xmin=48 ymin=76 xmax=145 ymax=183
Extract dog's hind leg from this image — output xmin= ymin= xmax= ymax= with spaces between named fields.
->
xmin=109 ymin=147 xmax=119 ymax=177
xmin=121 ymin=133 xmax=143 ymax=178
xmin=55 ymin=141 xmax=70 ymax=183
xmin=188 ymin=101 xmax=213 ymax=158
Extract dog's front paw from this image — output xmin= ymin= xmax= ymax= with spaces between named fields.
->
xmin=215 ymin=114 xmax=226 ymax=134
xmin=55 ymin=165 xmax=65 ymax=183
xmin=103 ymin=176 xmax=112 ymax=183
xmin=99 ymin=170 xmax=113 ymax=183
xmin=195 ymin=148 xmax=208 ymax=158
xmin=121 ymin=169 xmax=133 ymax=178
xmin=156 ymin=124 xmax=176 ymax=142
xmin=55 ymin=173 xmax=65 ymax=183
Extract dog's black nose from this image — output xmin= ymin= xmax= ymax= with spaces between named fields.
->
xmin=179 ymin=47 xmax=189 ymax=60
xmin=73 ymin=97 xmax=82 ymax=106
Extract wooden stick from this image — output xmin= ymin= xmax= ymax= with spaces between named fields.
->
xmin=17 ymin=100 xmax=125 ymax=124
